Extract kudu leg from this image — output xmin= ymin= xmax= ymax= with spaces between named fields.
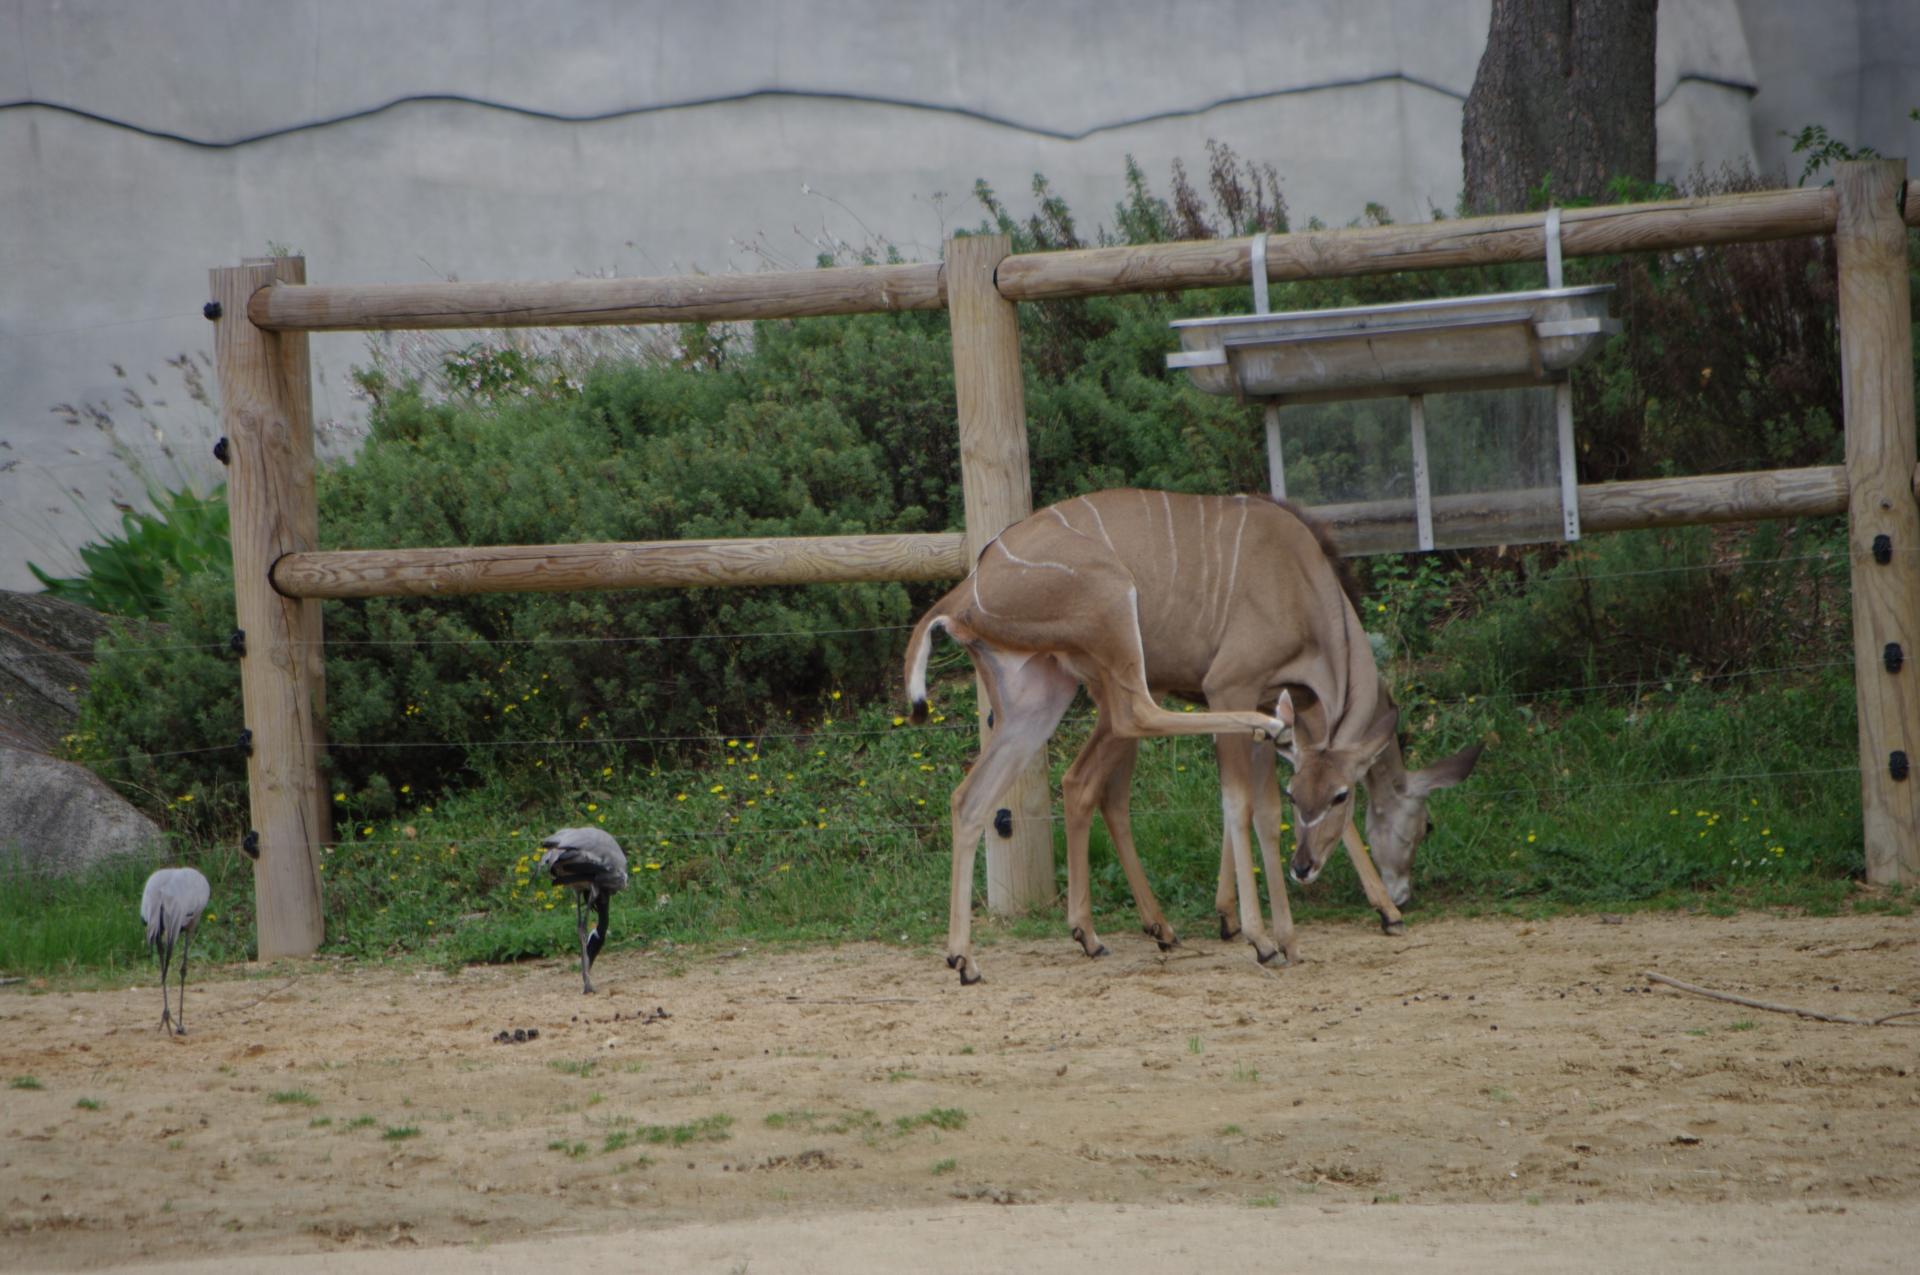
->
xmin=945 ymin=651 xmax=1077 ymax=985
xmin=1064 ymin=721 xmax=1176 ymax=957
xmin=1341 ymin=820 xmax=1406 ymax=935
xmin=1248 ymin=741 xmax=1300 ymax=964
xmin=1215 ymin=737 xmax=1284 ymax=965
xmin=1062 ymin=721 xmax=1120 ymax=960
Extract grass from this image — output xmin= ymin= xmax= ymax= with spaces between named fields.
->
xmin=637 ymin=1114 xmax=734 ymax=1145
xmin=548 ymin=1140 xmax=590 ymax=1159
xmin=381 ymin=1125 xmax=421 ymax=1141
xmin=75 ymin=1097 xmax=101 ymax=1111
xmin=10 ymin=1076 xmax=43 ymax=1091
xmin=548 ymin=1059 xmax=598 ymax=1079
xmin=0 ymin=641 xmax=1889 ymax=981
xmin=344 ymin=1115 xmax=378 ymax=1131
xmin=894 ymin=1107 xmax=967 ymax=1134
xmin=932 ymin=1158 xmax=956 ymax=1175
xmin=269 ymin=1089 xmax=320 ymax=1106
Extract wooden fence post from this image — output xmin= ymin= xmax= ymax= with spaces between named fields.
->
xmin=1836 ymin=159 xmax=1920 ymax=884
xmin=945 ymin=234 xmax=1055 ymax=914
xmin=210 ymin=257 xmax=330 ymax=956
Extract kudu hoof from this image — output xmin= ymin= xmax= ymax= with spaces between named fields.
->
xmin=1254 ymin=941 xmax=1283 ymax=966
xmin=1379 ymin=912 xmax=1406 ymax=937
xmin=1071 ymin=928 xmax=1109 ymax=959
xmin=1144 ymin=923 xmax=1180 ymax=953
xmin=1217 ymin=913 xmax=1240 ymax=942
xmin=948 ymin=953 xmax=982 ymax=986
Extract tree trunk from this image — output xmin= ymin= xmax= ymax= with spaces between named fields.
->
xmin=1462 ymin=0 xmax=1659 ymax=214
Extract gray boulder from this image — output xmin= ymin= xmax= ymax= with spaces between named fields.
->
xmin=0 ymin=745 xmax=164 ymax=875
xmin=0 ymin=590 xmax=115 ymax=752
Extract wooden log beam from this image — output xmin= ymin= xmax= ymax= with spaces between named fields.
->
xmin=1836 ymin=159 xmax=1920 ymax=885
xmin=248 ymin=262 xmax=946 ymax=332
xmin=272 ymin=532 xmax=968 ymax=599
xmin=212 ymin=257 xmax=328 ymax=960
xmin=998 ymin=183 xmax=1920 ymax=303
xmin=946 ymin=232 xmax=1054 ymax=917
xmin=1309 ymin=466 xmax=1850 ymax=555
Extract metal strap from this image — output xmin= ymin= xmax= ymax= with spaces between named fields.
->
xmin=1544 ymin=206 xmax=1564 ymax=290
xmin=1250 ymin=233 xmax=1270 ymax=315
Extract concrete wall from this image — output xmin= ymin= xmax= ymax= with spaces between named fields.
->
xmin=1 ymin=0 xmax=1913 ymax=592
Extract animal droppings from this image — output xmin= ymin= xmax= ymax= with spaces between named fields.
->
xmin=492 ymin=1027 xmax=541 ymax=1044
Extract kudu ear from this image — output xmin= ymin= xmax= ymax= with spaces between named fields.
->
xmin=1406 ymin=741 xmax=1485 ymax=797
xmin=1275 ymin=689 xmax=1297 ymax=729
xmin=1358 ymin=702 xmax=1400 ymax=769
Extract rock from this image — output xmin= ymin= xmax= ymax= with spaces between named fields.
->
xmin=0 ymin=745 xmax=162 ymax=875
xmin=0 ymin=591 xmax=119 ymax=752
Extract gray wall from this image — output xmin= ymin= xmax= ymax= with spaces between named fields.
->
xmin=2 ymin=0 xmax=1914 ymax=592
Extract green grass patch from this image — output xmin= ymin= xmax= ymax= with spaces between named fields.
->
xmin=636 ymin=1114 xmax=734 ymax=1146
xmin=344 ymin=1115 xmax=377 ymax=1130
xmin=548 ymin=1059 xmax=598 ymax=1079
xmin=381 ymin=1125 xmax=420 ymax=1141
xmin=74 ymin=1097 xmax=101 ymax=1111
xmin=269 ymin=1089 xmax=320 ymax=1106
xmin=10 ymin=1076 xmax=43 ymax=1091
xmin=894 ymin=1107 xmax=967 ymax=1134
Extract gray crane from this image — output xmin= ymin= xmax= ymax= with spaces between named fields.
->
xmin=140 ymin=866 xmax=210 ymax=1035
xmin=538 ymin=827 xmax=629 ymax=994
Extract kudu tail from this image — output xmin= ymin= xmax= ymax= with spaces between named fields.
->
xmin=903 ymin=604 xmax=953 ymax=725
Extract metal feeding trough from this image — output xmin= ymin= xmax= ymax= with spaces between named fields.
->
xmin=1166 ymin=284 xmax=1619 ymax=403
xmin=1166 ymin=210 xmax=1620 ymax=553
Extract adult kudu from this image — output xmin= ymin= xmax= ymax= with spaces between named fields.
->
xmin=904 ymin=489 xmax=1480 ymax=984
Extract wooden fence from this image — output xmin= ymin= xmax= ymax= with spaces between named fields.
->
xmin=212 ymin=161 xmax=1920 ymax=957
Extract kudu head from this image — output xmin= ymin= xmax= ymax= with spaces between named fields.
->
xmin=1362 ymin=740 xmax=1486 ymax=908
xmin=1278 ymin=690 xmax=1400 ymax=886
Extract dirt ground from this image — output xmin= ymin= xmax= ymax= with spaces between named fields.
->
xmin=4 ymin=910 xmax=1918 ymax=1273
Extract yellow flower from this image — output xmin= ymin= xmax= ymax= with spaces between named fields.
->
xmin=830 ymin=690 xmax=842 ymax=701
xmin=586 ymin=802 xmax=598 ymax=812
xmin=709 ymin=784 xmax=725 ymax=795
xmin=400 ymin=784 xmax=410 ymax=794
xmin=778 ymin=864 xmax=791 ymax=872
xmin=727 ymin=739 xmax=740 ymax=748
xmin=602 ymin=766 xmax=613 ymax=777
xmin=676 ymin=792 xmax=688 ymax=802
xmin=177 ymin=793 xmax=195 ymax=803
xmin=646 ymin=862 xmax=661 ymax=871
xmin=334 ymin=792 xmax=346 ymax=803
xmin=891 ymin=715 xmax=906 ymax=727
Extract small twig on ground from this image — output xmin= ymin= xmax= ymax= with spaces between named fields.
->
xmin=1644 ymin=971 xmax=1920 ymax=1026
xmin=212 ymin=973 xmax=301 ymax=1018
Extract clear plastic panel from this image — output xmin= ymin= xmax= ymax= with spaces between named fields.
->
xmin=1273 ymin=385 xmax=1564 ymax=555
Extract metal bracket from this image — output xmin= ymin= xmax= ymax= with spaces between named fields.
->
xmin=203 ymin=301 xmax=223 ymax=321
xmin=241 ymin=829 xmax=260 ymax=860
xmin=993 ymin=808 xmax=1014 ymax=838
xmin=213 ymin=436 xmax=230 ymax=465
xmin=1892 ymin=751 xmax=1910 ymax=782
xmin=1887 ymin=643 xmax=1905 ymax=674
xmin=237 ymin=728 xmax=254 ymax=758
xmin=229 ymin=629 xmax=246 ymax=658
xmin=1873 ymin=534 xmax=1893 ymax=565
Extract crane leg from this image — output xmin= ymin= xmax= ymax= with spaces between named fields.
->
xmin=576 ymin=897 xmax=594 ymax=995
xmin=157 ymin=937 xmax=175 ymax=1034
xmin=176 ymin=931 xmax=192 ymax=1036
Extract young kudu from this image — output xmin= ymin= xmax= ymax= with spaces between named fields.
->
xmin=905 ymin=488 xmax=1476 ymax=983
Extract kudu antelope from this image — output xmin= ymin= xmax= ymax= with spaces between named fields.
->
xmin=904 ymin=489 xmax=1480 ymax=984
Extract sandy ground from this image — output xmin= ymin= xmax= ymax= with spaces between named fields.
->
xmin=3 ymin=910 xmax=1918 ymax=1272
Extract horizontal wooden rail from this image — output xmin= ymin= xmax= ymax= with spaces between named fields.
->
xmin=243 ymin=183 xmax=1916 ymax=333
xmin=1314 ymin=465 xmax=1848 ymax=555
xmin=271 ymin=532 xmax=970 ymax=599
xmin=275 ymin=467 xmax=1842 ymax=600
xmin=249 ymin=262 xmax=946 ymax=331
xmin=999 ymin=182 xmax=1920 ymax=302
